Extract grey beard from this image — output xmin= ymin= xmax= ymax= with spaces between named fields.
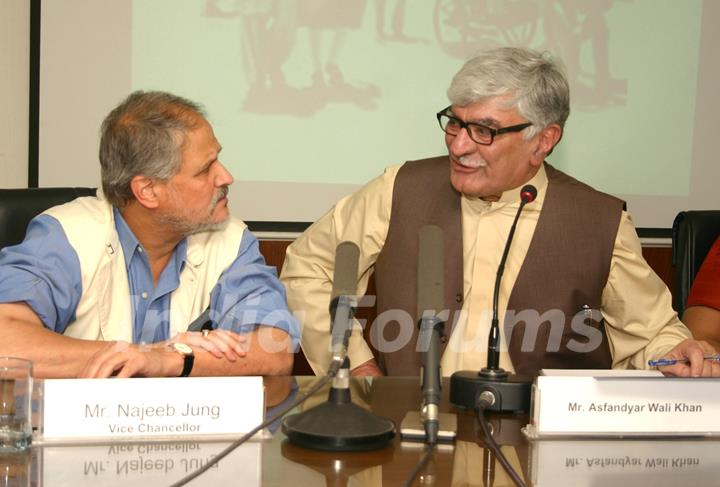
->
xmin=158 ymin=212 xmax=230 ymax=236
xmin=159 ymin=186 xmax=230 ymax=236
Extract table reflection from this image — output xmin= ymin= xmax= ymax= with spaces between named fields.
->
xmin=528 ymin=437 xmax=720 ymax=487
xmin=0 ymin=449 xmax=31 ymax=487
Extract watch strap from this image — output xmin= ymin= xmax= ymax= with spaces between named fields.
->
xmin=171 ymin=344 xmax=195 ymax=378
xmin=179 ymin=352 xmax=194 ymax=377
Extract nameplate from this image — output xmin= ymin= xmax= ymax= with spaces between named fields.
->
xmin=528 ymin=438 xmax=720 ymax=486
xmin=41 ymin=377 xmax=264 ymax=442
xmin=41 ymin=441 xmax=260 ymax=486
xmin=526 ymin=370 xmax=720 ymax=437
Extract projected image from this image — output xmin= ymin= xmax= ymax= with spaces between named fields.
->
xmin=203 ymin=0 xmax=382 ymax=115
xmin=434 ymin=0 xmax=628 ymax=108
xmin=199 ymin=0 xmax=629 ymax=116
xmin=39 ymin=0 xmax=705 ymax=224
xmin=131 ymin=0 xmax=700 ymax=199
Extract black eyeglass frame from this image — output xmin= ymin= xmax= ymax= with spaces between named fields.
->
xmin=436 ymin=106 xmax=533 ymax=145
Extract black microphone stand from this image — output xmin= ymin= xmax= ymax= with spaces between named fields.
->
xmin=418 ymin=312 xmax=445 ymax=444
xmin=401 ymin=225 xmax=451 ymax=486
xmin=449 ymin=186 xmax=537 ymax=413
xmin=282 ymin=355 xmax=395 ymax=451
xmin=416 ymin=224 xmax=446 ymax=443
xmin=282 ymin=243 xmax=395 ymax=451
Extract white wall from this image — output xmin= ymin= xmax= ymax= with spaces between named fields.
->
xmin=0 ymin=0 xmax=30 ymax=188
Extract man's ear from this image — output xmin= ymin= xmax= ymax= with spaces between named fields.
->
xmin=129 ymin=175 xmax=160 ymax=209
xmin=530 ymin=124 xmax=563 ymax=166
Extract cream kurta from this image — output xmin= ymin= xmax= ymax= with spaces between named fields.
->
xmin=281 ymin=164 xmax=690 ymax=375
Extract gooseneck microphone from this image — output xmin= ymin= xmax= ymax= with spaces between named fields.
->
xmin=485 ymin=184 xmax=537 ymax=377
xmin=450 ymin=185 xmax=538 ymax=413
xmin=417 ymin=225 xmax=445 ymax=444
xmin=282 ymin=242 xmax=395 ymax=451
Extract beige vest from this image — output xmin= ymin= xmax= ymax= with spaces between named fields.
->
xmin=374 ymin=158 xmax=624 ymax=376
xmin=43 ymin=196 xmax=246 ymax=342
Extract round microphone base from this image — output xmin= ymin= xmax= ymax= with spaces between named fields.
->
xmin=282 ymin=391 xmax=396 ymax=452
xmin=449 ymin=370 xmax=532 ymax=413
xmin=478 ymin=367 xmax=509 ymax=380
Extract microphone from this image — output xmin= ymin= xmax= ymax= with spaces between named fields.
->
xmin=417 ymin=225 xmax=445 ymax=444
xmin=449 ymin=185 xmax=537 ymax=413
xmin=282 ymin=242 xmax=395 ymax=451
xmin=329 ymin=242 xmax=360 ymax=371
xmin=485 ymin=184 xmax=537 ymax=376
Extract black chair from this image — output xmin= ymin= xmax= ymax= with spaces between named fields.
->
xmin=671 ymin=210 xmax=720 ymax=315
xmin=0 ymin=187 xmax=96 ymax=250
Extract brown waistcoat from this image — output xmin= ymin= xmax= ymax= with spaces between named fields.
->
xmin=373 ymin=157 xmax=624 ymax=376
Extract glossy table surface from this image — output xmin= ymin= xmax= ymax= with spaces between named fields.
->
xmin=3 ymin=376 xmax=720 ymax=486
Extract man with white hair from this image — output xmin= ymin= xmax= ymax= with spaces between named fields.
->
xmin=282 ymin=46 xmax=717 ymax=378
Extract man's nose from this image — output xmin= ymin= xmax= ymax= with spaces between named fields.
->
xmin=216 ymin=161 xmax=234 ymax=186
xmin=447 ymin=127 xmax=476 ymax=156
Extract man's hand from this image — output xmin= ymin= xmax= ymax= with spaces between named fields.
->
xmin=657 ymin=339 xmax=720 ymax=377
xmin=351 ymin=358 xmax=384 ymax=376
xmin=160 ymin=329 xmax=247 ymax=361
xmin=83 ymin=330 xmax=250 ymax=377
xmin=80 ymin=341 xmax=183 ymax=378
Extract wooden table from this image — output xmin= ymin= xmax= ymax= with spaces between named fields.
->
xmin=9 ymin=376 xmax=720 ymax=486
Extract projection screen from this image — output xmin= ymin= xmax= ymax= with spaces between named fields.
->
xmin=37 ymin=0 xmax=720 ymax=231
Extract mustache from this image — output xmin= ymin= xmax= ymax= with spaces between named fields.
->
xmin=457 ymin=156 xmax=487 ymax=168
xmin=211 ymin=186 xmax=229 ymax=206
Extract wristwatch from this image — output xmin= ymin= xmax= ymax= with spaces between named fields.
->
xmin=171 ymin=343 xmax=195 ymax=377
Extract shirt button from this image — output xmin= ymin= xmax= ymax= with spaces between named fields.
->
xmin=141 ymin=292 xmax=148 ymax=300
xmin=455 ymin=293 xmax=463 ymax=303
xmin=138 ymin=247 xmax=144 ymax=253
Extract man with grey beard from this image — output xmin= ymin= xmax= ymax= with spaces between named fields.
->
xmin=0 ymin=91 xmax=298 ymax=378
xmin=282 ymin=47 xmax=718 ymax=379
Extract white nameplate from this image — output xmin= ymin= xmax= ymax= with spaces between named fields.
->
xmin=41 ymin=377 xmax=264 ymax=442
xmin=528 ymin=438 xmax=720 ymax=486
xmin=526 ymin=370 xmax=720 ymax=437
xmin=41 ymin=441 xmax=261 ymax=486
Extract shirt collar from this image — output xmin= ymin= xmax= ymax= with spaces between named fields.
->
xmin=496 ymin=163 xmax=548 ymax=206
xmin=112 ymin=207 xmax=188 ymax=271
xmin=462 ymin=163 xmax=549 ymax=212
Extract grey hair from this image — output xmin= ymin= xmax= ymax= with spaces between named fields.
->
xmin=99 ymin=90 xmax=207 ymax=207
xmin=447 ymin=47 xmax=570 ymax=138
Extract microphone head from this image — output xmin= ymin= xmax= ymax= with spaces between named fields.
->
xmin=520 ymin=185 xmax=537 ymax=203
xmin=331 ymin=241 xmax=360 ymax=300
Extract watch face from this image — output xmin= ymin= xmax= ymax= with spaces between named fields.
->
xmin=173 ymin=343 xmax=193 ymax=355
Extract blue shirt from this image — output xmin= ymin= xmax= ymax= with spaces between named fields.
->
xmin=0 ymin=210 xmax=299 ymax=347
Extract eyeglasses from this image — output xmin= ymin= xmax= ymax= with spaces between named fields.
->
xmin=436 ymin=106 xmax=532 ymax=145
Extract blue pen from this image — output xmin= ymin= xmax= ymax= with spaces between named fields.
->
xmin=648 ymin=354 xmax=720 ymax=367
